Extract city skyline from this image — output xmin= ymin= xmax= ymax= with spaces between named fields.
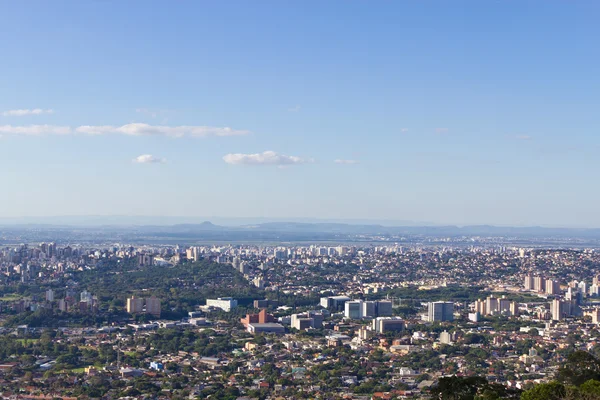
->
xmin=1 ymin=1 xmax=600 ymax=226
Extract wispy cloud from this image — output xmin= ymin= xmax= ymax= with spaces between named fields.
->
xmin=401 ymin=128 xmax=409 ymax=133
xmin=0 ymin=123 xmax=249 ymax=137
xmin=288 ymin=105 xmax=301 ymax=112
xmin=133 ymin=154 xmax=166 ymax=164
xmin=435 ymin=127 xmax=448 ymax=134
xmin=223 ymin=150 xmax=311 ymax=166
xmin=2 ymin=109 xmax=54 ymax=117
xmin=76 ymin=123 xmax=249 ymax=137
xmin=334 ymin=159 xmax=359 ymax=165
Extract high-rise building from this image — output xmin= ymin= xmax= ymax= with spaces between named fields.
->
xmin=253 ymin=277 xmax=264 ymax=289
xmin=533 ymin=276 xmax=545 ymax=293
xmin=589 ymin=308 xmax=600 ymax=324
xmin=474 ymin=299 xmax=486 ymax=315
xmin=45 ymin=289 xmax=54 ymax=302
xmin=551 ymin=298 xmax=571 ymax=321
xmin=427 ymin=302 xmax=454 ymax=322
xmin=361 ymin=301 xmax=376 ymax=318
xmin=290 ymin=311 xmax=324 ymax=330
xmin=274 ymin=249 xmax=287 ymax=260
xmin=546 ymin=279 xmax=560 ymax=295
xmin=439 ymin=330 xmax=453 ymax=344
xmin=474 ymin=296 xmax=517 ymax=316
xmin=498 ymin=297 xmax=511 ymax=314
xmin=510 ymin=301 xmax=519 ymax=316
xmin=137 ymin=253 xmax=154 ymax=267
xmin=345 ymin=301 xmax=363 ymax=319
xmin=320 ymin=296 xmax=351 ymax=310
xmin=343 ymin=299 xmax=393 ymax=319
xmin=486 ymin=296 xmax=499 ymax=314
xmin=127 ymin=296 xmax=144 ymax=314
xmin=524 ymin=275 xmax=534 ymax=291
xmin=145 ymin=296 xmax=161 ymax=317
xmin=58 ymin=299 xmax=67 ymax=312
xmin=372 ymin=317 xmax=405 ymax=333
xmin=239 ymin=261 xmax=249 ymax=275
xmin=376 ymin=300 xmax=393 ymax=317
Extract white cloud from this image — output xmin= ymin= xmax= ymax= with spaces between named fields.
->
xmin=401 ymin=128 xmax=409 ymax=133
xmin=133 ymin=154 xmax=166 ymax=164
xmin=0 ymin=123 xmax=249 ymax=137
xmin=0 ymin=125 xmax=71 ymax=135
xmin=334 ymin=159 xmax=359 ymax=165
xmin=223 ymin=150 xmax=311 ymax=166
xmin=76 ymin=123 xmax=249 ymax=137
xmin=2 ymin=109 xmax=54 ymax=117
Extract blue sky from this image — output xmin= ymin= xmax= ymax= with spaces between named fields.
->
xmin=0 ymin=1 xmax=599 ymax=227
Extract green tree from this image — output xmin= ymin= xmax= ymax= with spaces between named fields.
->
xmin=557 ymin=351 xmax=600 ymax=386
xmin=520 ymin=381 xmax=566 ymax=400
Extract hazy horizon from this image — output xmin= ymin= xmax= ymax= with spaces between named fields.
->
xmin=0 ymin=214 xmax=598 ymax=229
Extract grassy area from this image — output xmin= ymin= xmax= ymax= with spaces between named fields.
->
xmin=0 ymin=294 xmax=24 ymax=301
xmin=15 ymin=338 xmax=39 ymax=345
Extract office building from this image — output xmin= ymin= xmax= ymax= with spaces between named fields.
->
xmin=344 ymin=299 xmax=393 ymax=319
xmin=345 ymin=301 xmax=363 ymax=319
xmin=290 ymin=310 xmax=325 ymax=330
xmin=372 ymin=317 xmax=405 ymax=333
xmin=362 ymin=301 xmax=376 ymax=318
xmin=427 ymin=302 xmax=454 ymax=322
xmin=241 ymin=309 xmax=275 ymax=327
xmin=206 ymin=297 xmax=238 ymax=312
xmin=320 ymin=295 xmax=351 ymax=310
xmin=376 ymin=300 xmax=393 ymax=316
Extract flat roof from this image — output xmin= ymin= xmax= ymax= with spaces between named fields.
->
xmin=249 ymin=323 xmax=284 ymax=328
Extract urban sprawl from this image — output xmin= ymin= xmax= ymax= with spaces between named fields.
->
xmin=1 ymin=240 xmax=600 ymax=399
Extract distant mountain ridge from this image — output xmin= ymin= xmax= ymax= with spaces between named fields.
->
xmin=1 ymin=217 xmax=600 ymax=237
